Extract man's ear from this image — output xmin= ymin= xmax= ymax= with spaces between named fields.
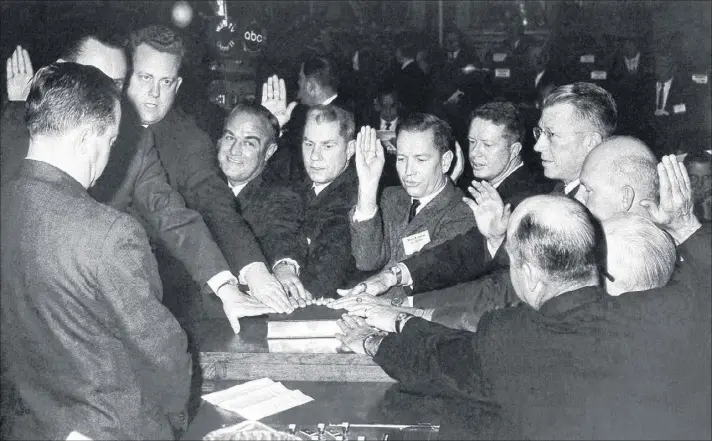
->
xmin=621 ymin=184 xmax=635 ymax=212
xmin=346 ymin=139 xmax=356 ymax=160
xmin=441 ymin=150 xmax=454 ymax=173
xmin=522 ymin=262 xmax=540 ymax=293
xmin=585 ymin=132 xmax=603 ymax=151
xmin=265 ymin=142 xmax=278 ymax=162
xmin=509 ymin=141 xmax=522 ymax=159
xmin=306 ymin=78 xmax=317 ymax=97
xmin=76 ymin=126 xmax=94 ymax=156
xmin=175 ymin=77 xmax=183 ymax=93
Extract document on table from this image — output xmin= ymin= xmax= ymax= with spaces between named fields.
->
xmin=201 ymin=378 xmax=313 ymax=420
xmin=267 ymin=319 xmax=341 ymax=339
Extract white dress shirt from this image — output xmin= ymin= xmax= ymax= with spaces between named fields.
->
xmin=624 ymin=52 xmax=640 ymax=72
xmin=322 ymin=94 xmax=338 ymax=105
xmin=380 ymin=117 xmax=398 ymax=131
xmin=656 ymin=78 xmax=673 ymax=111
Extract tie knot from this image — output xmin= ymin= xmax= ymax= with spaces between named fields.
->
xmin=385 ymin=121 xmax=391 ymax=130
xmin=408 ymin=199 xmax=421 ymax=223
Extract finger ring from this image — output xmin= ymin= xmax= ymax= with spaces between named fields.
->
xmin=358 ymin=282 xmax=367 ymax=291
xmin=356 ymin=297 xmax=362 ymax=303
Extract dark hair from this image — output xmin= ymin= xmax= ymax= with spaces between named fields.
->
xmin=471 ymin=101 xmax=525 ymax=145
xmin=59 ymin=21 xmax=129 ymax=61
xmin=129 ymin=24 xmax=185 ymax=63
xmin=394 ymin=34 xmax=419 ymax=59
xmin=26 ymin=62 xmax=121 ymax=137
xmin=302 ymin=55 xmax=339 ymax=91
xmin=507 ymin=196 xmax=599 ymax=285
xmin=306 ymin=104 xmax=355 ymax=141
xmin=227 ymin=103 xmax=280 ymax=145
xmin=376 ymin=84 xmax=399 ymax=103
xmin=397 ymin=113 xmax=453 ymax=155
xmin=543 ymin=82 xmax=618 ymax=138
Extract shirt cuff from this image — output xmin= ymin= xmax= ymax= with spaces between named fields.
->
xmin=352 ymin=205 xmax=378 ymax=223
xmin=398 ymin=262 xmax=413 ymax=287
xmin=273 ymin=258 xmax=300 ymax=276
xmin=206 ymin=270 xmax=237 ymax=294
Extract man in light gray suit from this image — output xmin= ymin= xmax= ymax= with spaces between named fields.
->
xmin=1 ymin=63 xmax=191 ymax=440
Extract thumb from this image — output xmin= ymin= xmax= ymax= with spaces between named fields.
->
xmin=462 ymin=197 xmax=478 ymax=214
xmin=336 ymin=288 xmax=352 ymax=297
xmin=228 ymin=316 xmax=241 ymax=334
xmin=286 ymin=101 xmax=297 ymax=118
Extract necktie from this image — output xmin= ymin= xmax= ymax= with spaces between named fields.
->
xmin=385 ymin=121 xmax=391 ymax=130
xmin=408 ymin=199 xmax=421 ymax=223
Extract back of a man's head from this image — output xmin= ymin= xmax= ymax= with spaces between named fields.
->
xmin=59 ymin=21 xmax=128 ymax=62
xmin=543 ymin=82 xmax=618 ymax=139
xmin=506 ymin=195 xmax=600 ymax=308
xmin=26 ymin=62 xmax=121 ymax=138
xmin=397 ymin=113 xmax=453 ymax=155
xmin=603 ymin=213 xmax=676 ymax=296
xmin=302 ymin=55 xmax=338 ymax=94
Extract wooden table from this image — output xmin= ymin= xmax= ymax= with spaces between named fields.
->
xmin=181 ymin=300 xmax=441 ymax=440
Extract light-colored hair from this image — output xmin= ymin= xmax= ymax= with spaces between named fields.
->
xmin=543 ymin=82 xmax=618 ymax=138
xmin=306 ymin=104 xmax=355 ymax=141
xmin=129 ymin=24 xmax=185 ymax=63
xmin=603 ymin=213 xmax=676 ymax=295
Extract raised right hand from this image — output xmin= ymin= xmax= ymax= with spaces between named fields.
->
xmin=6 ymin=45 xmax=34 ymax=102
xmin=261 ymin=75 xmax=297 ymax=129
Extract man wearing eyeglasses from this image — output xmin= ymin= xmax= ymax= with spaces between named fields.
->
xmin=532 ymin=82 xmax=618 ymax=200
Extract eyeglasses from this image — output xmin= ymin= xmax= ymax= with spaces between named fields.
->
xmin=533 ymin=126 xmax=597 ymax=141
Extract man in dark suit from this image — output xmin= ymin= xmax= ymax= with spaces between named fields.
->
xmin=0 ymin=25 xmax=279 ymax=332
xmin=349 ymin=115 xmax=476 ymax=273
xmin=264 ymin=56 xmax=353 ymax=184
xmin=297 ymin=104 xmax=363 ymax=298
xmin=216 ymin=102 xmax=308 ymax=302
xmin=392 ymin=37 xmax=429 ymax=113
xmin=335 ymin=193 xmax=711 ymax=439
xmin=125 ymin=24 xmax=293 ymax=316
xmin=0 ymin=62 xmax=191 ymax=440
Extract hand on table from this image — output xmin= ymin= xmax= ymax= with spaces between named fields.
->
xmin=334 ymin=314 xmax=383 ymax=355
xmin=273 ymin=262 xmax=311 ymax=307
xmin=335 ymin=269 xmax=397 ymax=299
xmin=261 ymin=75 xmax=297 ymax=129
xmin=6 ymin=45 xmax=34 ymax=102
xmin=640 ymin=154 xmax=701 ymax=244
xmin=217 ymin=284 xmax=279 ymax=334
xmin=243 ymin=263 xmax=295 ymax=314
xmin=327 ymin=290 xmax=393 ymax=312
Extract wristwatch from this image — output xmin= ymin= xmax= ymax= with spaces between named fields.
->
xmin=215 ymin=277 xmax=239 ymax=295
xmin=363 ymin=332 xmax=385 ymax=357
xmin=388 ymin=265 xmax=403 ymax=286
xmin=394 ymin=312 xmax=413 ymax=334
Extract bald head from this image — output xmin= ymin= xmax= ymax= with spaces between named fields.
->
xmin=579 ymin=136 xmax=659 ymax=221
xmin=602 ymin=213 xmax=676 ymax=296
xmin=506 ymin=195 xmax=600 ymax=309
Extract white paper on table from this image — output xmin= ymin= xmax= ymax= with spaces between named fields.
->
xmin=234 ymin=389 xmax=314 ymax=421
xmin=202 ymin=377 xmax=275 ymax=405
xmin=267 ymin=320 xmax=341 ymax=339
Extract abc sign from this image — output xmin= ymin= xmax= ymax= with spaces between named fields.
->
xmin=243 ymin=25 xmax=265 ymax=52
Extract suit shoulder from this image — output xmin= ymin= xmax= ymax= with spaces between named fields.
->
xmin=381 ymin=186 xmax=409 ymax=204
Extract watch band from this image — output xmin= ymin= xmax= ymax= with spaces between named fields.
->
xmin=395 ymin=312 xmax=413 ymax=334
xmin=215 ymin=277 xmax=238 ymax=295
xmin=363 ymin=333 xmax=385 ymax=357
xmin=389 ymin=265 xmax=403 ymax=286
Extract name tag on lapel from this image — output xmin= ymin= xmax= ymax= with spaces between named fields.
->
xmin=590 ymin=70 xmax=607 ymax=80
xmin=493 ymin=53 xmax=507 ymax=62
xmin=494 ymin=68 xmax=511 ymax=78
xmin=673 ymin=103 xmax=687 ymax=114
xmin=402 ymin=230 xmax=431 ymax=256
xmin=580 ymin=54 xmax=595 ymax=63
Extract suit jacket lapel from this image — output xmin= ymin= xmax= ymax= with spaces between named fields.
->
xmin=404 ymin=180 xmax=457 ymax=235
xmin=235 ymin=174 xmax=263 ymax=212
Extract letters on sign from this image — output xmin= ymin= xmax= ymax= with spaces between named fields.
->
xmin=580 ymin=54 xmax=595 ymax=63
xmin=492 ymin=53 xmax=507 ymax=63
xmin=494 ymin=68 xmax=511 ymax=79
xmin=692 ymin=74 xmax=709 ymax=84
xmin=590 ymin=70 xmax=607 ymax=80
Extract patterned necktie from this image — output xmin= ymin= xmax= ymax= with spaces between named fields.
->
xmin=408 ymin=199 xmax=421 ymax=223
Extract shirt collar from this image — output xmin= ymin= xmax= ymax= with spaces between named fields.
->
xmin=227 ymin=180 xmax=250 ymax=197
xmin=312 ymin=181 xmax=331 ymax=195
xmin=381 ymin=117 xmax=398 ymax=129
xmin=322 ymin=94 xmax=338 ymax=105
xmin=492 ymin=161 xmax=523 ymax=189
xmin=401 ymin=59 xmax=415 ymax=70
xmin=411 ymin=180 xmax=447 ymax=213
xmin=564 ymin=179 xmax=581 ymax=195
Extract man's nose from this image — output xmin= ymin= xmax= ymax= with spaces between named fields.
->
xmin=230 ymin=142 xmax=241 ymax=156
xmin=149 ymin=81 xmax=160 ymax=98
xmin=310 ymin=145 xmax=323 ymax=161
xmin=533 ymin=137 xmax=546 ymax=152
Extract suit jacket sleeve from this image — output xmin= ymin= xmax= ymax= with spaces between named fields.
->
xmin=676 ymin=224 xmax=712 ymax=293
xmin=258 ymin=188 xmax=307 ymax=266
xmin=403 ymin=227 xmax=498 ymax=294
xmin=175 ymin=127 xmax=267 ymax=273
xmin=302 ymin=210 xmax=357 ymax=297
xmin=96 ymin=215 xmax=191 ymax=419
xmin=374 ymin=318 xmax=487 ymax=401
xmin=349 ymin=205 xmax=391 ymax=271
xmin=131 ymin=133 xmax=230 ymax=286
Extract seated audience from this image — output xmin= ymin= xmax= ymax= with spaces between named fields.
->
xmin=335 ymin=191 xmax=710 ymax=439
xmin=125 ymin=24 xmax=294 ymax=315
xmin=350 ymin=115 xmax=476 ymax=276
xmin=1 ymin=62 xmax=192 ymax=440
xmin=296 ymin=104 xmax=363 ymax=298
xmin=216 ymin=102 xmax=308 ymax=302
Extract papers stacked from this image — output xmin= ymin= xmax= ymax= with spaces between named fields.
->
xmin=202 ymin=378 xmax=313 ymax=420
xmin=267 ymin=319 xmax=344 ymax=353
